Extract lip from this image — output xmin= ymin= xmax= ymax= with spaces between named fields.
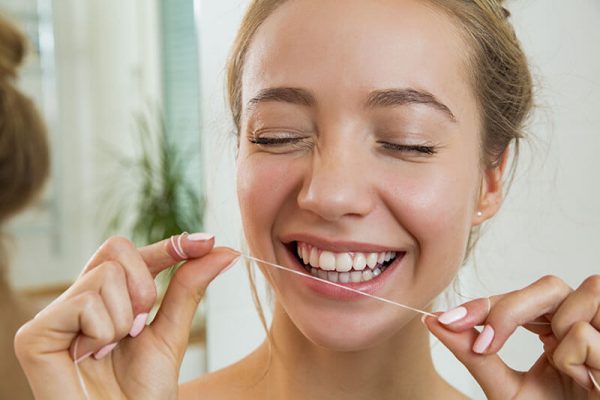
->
xmin=280 ymin=241 xmax=406 ymax=301
xmin=280 ymin=233 xmax=402 ymax=253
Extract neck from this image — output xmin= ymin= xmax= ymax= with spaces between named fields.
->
xmin=250 ymin=303 xmax=454 ymax=400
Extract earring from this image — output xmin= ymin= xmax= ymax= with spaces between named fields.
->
xmin=476 ymin=211 xmax=483 ymax=217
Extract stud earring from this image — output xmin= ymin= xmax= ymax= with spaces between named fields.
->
xmin=476 ymin=211 xmax=483 ymax=217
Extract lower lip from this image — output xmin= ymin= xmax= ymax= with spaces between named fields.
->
xmin=282 ymin=246 xmax=405 ymax=300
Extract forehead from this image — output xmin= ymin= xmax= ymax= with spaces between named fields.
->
xmin=241 ymin=0 xmax=476 ymax=123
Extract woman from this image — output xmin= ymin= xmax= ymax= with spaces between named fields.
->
xmin=0 ymin=14 xmax=50 ymax=400
xmin=14 ymin=0 xmax=600 ymax=398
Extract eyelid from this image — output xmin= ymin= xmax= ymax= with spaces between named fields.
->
xmin=250 ymin=128 xmax=309 ymax=140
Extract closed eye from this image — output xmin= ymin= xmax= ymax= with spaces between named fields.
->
xmin=377 ymin=141 xmax=438 ymax=155
xmin=248 ymin=137 xmax=303 ymax=146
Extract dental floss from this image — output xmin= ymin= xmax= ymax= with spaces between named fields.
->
xmin=590 ymin=370 xmax=600 ymax=392
xmin=240 ymin=253 xmax=437 ymax=317
xmin=73 ymin=336 xmax=90 ymax=400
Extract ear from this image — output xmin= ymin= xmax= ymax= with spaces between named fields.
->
xmin=473 ymin=150 xmax=509 ymax=226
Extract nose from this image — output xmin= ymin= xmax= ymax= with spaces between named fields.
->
xmin=297 ymin=142 xmax=375 ymax=221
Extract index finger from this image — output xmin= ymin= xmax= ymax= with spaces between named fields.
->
xmin=139 ymin=232 xmax=216 ymax=276
xmin=439 ymin=275 xmax=572 ymax=355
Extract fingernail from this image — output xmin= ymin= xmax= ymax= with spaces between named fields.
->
xmin=589 ymin=369 xmax=600 ymax=392
xmin=75 ymin=351 xmax=94 ymax=364
xmin=93 ymin=342 xmax=118 ymax=360
xmin=473 ymin=325 xmax=494 ymax=354
xmin=219 ymin=256 xmax=240 ymax=276
xmin=187 ymin=232 xmax=215 ymax=242
xmin=438 ymin=306 xmax=468 ymax=325
xmin=129 ymin=313 xmax=149 ymax=337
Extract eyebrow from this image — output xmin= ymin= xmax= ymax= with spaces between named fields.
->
xmin=247 ymin=87 xmax=315 ymax=112
xmin=366 ymin=88 xmax=457 ymax=122
xmin=246 ymin=87 xmax=456 ymax=122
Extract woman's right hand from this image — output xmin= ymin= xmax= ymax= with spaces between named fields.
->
xmin=14 ymin=233 xmax=239 ymax=400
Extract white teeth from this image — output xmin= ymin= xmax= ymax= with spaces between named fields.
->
xmin=298 ymin=244 xmax=308 ymax=264
xmin=303 ymin=246 xmax=310 ymax=264
xmin=366 ymin=253 xmax=378 ymax=268
xmin=297 ymin=242 xmax=398 ymax=281
xmin=353 ymin=253 xmax=367 ymax=271
xmin=338 ymin=272 xmax=350 ymax=283
xmin=350 ymin=271 xmax=363 ymax=283
xmin=309 ymin=247 xmax=319 ymax=268
xmin=335 ymin=253 xmax=353 ymax=272
xmin=327 ymin=271 xmax=339 ymax=282
xmin=319 ymin=251 xmax=336 ymax=271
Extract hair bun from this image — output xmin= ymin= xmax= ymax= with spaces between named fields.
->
xmin=0 ymin=16 xmax=27 ymax=79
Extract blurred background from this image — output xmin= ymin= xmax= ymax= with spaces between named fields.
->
xmin=0 ymin=0 xmax=598 ymax=398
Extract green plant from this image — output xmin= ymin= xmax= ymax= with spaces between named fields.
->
xmin=103 ymin=111 xmax=204 ymax=246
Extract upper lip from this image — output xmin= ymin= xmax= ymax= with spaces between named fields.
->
xmin=281 ymin=233 xmax=403 ymax=253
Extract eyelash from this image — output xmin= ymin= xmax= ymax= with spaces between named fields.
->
xmin=248 ymin=137 xmax=302 ymax=146
xmin=377 ymin=141 xmax=438 ymax=155
xmin=249 ymin=136 xmax=438 ymax=155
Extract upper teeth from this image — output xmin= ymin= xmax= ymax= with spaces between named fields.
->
xmin=297 ymin=242 xmax=396 ymax=272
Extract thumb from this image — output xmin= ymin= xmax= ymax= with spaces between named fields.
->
xmin=149 ymin=247 xmax=240 ymax=362
xmin=423 ymin=315 xmax=522 ymax=400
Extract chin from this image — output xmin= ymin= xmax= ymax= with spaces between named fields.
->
xmin=281 ymin=302 xmax=418 ymax=352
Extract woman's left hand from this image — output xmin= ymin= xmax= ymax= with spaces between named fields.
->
xmin=423 ymin=275 xmax=600 ymax=400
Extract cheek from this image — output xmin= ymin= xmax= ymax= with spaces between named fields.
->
xmin=384 ymin=161 xmax=479 ymax=263
xmin=236 ymin=153 xmax=303 ymax=249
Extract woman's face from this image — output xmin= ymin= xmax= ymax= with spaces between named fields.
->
xmin=237 ymin=0 xmax=493 ymax=350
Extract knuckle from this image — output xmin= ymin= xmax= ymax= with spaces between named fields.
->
xmin=113 ymin=312 xmax=134 ymax=338
xmin=101 ymin=260 xmax=126 ymax=281
xmin=78 ymin=290 xmax=103 ymax=312
xmin=538 ymin=274 xmax=563 ymax=288
xmin=97 ymin=324 xmax=116 ymax=343
xmin=538 ymin=275 xmax=570 ymax=296
xmin=570 ymin=320 xmax=591 ymax=342
xmin=581 ymin=275 xmax=600 ymax=295
xmin=101 ymin=235 xmax=135 ymax=257
xmin=135 ymin=283 xmax=157 ymax=310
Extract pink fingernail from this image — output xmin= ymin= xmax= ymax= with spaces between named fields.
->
xmin=129 ymin=313 xmax=148 ymax=337
xmin=93 ymin=342 xmax=118 ymax=360
xmin=473 ymin=325 xmax=495 ymax=354
xmin=219 ymin=256 xmax=240 ymax=276
xmin=75 ymin=351 xmax=94 ymax=364
xmin=438 ymin=306 xmax=468 ymax=325
xmin=187 ymin=232 xmax=215 ymax=242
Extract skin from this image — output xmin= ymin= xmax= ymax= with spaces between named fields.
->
xmin=14 ymin=1 xmax=600 ymax=399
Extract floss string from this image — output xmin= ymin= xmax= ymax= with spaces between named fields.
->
xmin=240 ymin=253 xmax=437 ymax=317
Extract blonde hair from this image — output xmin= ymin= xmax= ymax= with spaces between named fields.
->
xmin=226 ymin=0 xmax=534 ymax=331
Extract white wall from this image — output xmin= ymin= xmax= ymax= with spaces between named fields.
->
xmin=198 ymin=0 xmax=600 ymax=398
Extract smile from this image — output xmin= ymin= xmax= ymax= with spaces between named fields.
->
xmin=293 ymin=241 xmax=400 ymax=284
